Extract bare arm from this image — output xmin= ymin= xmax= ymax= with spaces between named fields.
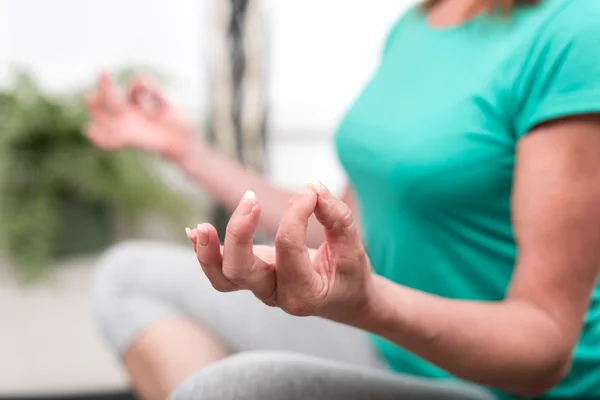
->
xmin=85 ymin=72 xmax=354 ymax=247
xmin=175 ymin=138 xmax=357 ymax=248
xmin=87 ymin=72 xmax=358 ymax=247
xmin=356 ymin=116 xmax=600 ymax=397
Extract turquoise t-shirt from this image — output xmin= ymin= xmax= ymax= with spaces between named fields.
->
xmin=335 ymin=0 xmax=600 ymax=399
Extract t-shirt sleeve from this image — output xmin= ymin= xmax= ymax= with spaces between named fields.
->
xmin=515 ymin=4 xmax=600 ymax=138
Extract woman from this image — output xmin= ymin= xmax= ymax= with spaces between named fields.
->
xmin=87 ymin=0 xmax=600 ymax=399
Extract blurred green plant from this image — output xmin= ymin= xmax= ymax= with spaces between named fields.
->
xmin=0 ymin=70 xmax=187 ymax=280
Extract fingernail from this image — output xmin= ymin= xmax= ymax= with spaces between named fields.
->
xmin=304 ymin=180 xmax=323 ymax=193
xmin=312 ymin=181 xmax=332 ymax=201
xmin=240 ymin=190 xmax=257 ymax=216
xmin=196 ymin=224 xmax=209 ymax=246
xmin=303 ymin=182 xmax=316 ymax=194
xmin=321 ymin=185 xmax=333 ymax=200
xmin=185 ymin=227 xmax=192 ymax=239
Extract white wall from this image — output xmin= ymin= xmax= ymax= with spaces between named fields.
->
xmin=0 ymin=0 xmax=415 ymax=194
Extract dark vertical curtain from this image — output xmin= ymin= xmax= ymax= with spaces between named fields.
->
xmin=206 ymin=0 xmax=268 ymax=239
xmin=229 ymin=0 xmax=248 ymax=164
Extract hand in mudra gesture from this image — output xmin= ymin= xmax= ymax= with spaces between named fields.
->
xmin=85 ymin=72 xmax=192 ymax=159
xmin=186 ymin=182 xmax=376 ymax=323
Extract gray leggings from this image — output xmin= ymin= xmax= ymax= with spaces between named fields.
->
xmin=92 ymin=240 xmax=497 ymax=400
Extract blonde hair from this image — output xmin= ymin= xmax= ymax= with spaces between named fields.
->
xmin=421 ymin=0 xmax=541 ymax=15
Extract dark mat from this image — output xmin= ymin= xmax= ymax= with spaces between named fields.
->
xmin=0 ymin=391 xmax=137 ymax=400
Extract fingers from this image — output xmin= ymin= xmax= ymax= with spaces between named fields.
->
xmin=187 ymin=223 xmax=239 ymax=293
xmin=186 ymin=191 xmax=278 ymax=302
xmin=274 ymin=187 xmax=319 ymax=292
xmin=128 ymin=77 xmax=166 ymax=116
xmin=184 ymin=227 xmax=197 ymax=246
xmin=313 ymin=182 xmax=365 ymax=257
xmin=98 ymin=71 xmax=124 ymax=114
xmin=85 ymin=91 xmax=120 ymax=149
xmin=223 ymin=191 xmax=276 ymax=302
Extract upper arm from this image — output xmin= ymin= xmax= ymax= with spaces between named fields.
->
xmin=508 ymin=116 xmax=600 ymax=351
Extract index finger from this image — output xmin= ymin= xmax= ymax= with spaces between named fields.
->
xmin=313 ymin=182 xmax=362 ymax=248
xmin=98 ymin=71 xmax=124 ymax=113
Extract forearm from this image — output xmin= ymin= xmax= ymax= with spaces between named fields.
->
xmin=356 ymin=276 xmax=571 ymax=396
xmin=174 ymin=138 xmax=325 ymax=246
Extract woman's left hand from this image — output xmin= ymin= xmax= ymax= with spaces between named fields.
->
xmin=186 ymin=182 xmax=376 ymax=323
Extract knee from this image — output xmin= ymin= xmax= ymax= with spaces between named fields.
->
xmin=91 ymin=240 xmax=174 ymax=351
xmin=92 ymin=240 xmax=155 ymax=303
xmin=169 ymin=352 xmax=303 ymax=400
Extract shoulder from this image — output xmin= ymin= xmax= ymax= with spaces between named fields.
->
xmin=518 ymin=0 xmax=600 ymax=77
xmin=533 ymin=0 xmax=600 ymax=46
xmin=513 ymin=0 xmax=600 ymax=137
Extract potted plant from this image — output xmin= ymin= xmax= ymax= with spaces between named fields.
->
xmin=0 ymin=71 xmax=187 ymax=280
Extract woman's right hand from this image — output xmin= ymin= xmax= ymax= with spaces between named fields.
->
xmin=85 ymin=71 xmax=197 ymax=161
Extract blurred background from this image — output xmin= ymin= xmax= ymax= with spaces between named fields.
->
xmin=0 ymin=0 xmax=413 ymax=398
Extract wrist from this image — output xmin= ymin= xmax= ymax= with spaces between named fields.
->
xmin=167 ymin=129 xmax=212 ymax=171
xmin=339 ymin=274 xmax=398 ymax=334
xmin=360 ymin=275 xmax=402 ymax=335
